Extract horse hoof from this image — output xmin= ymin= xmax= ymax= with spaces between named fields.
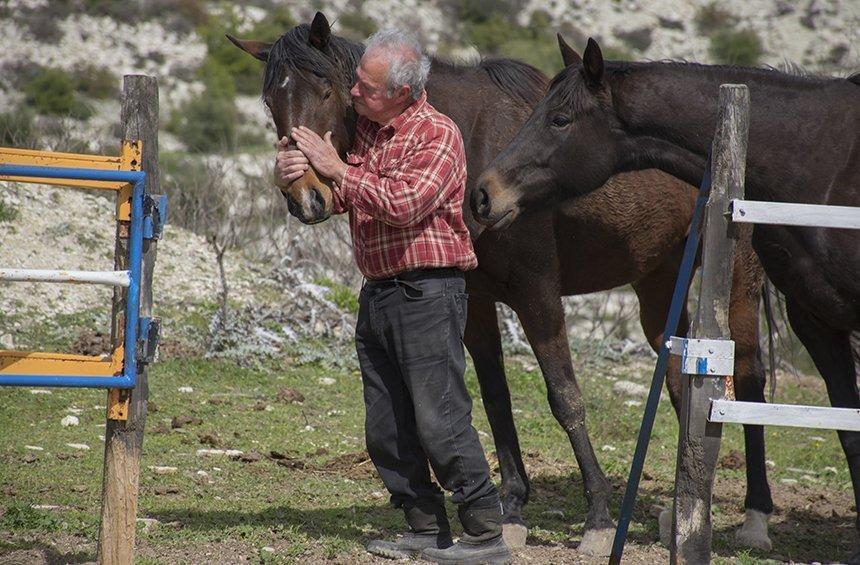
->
xmin=502 ymin=522 xmax=528 ymax=549
xmin=735 ymin=509 xmax=772 ymax=551
xmin=578 ymin=528 xmax=614 ymax=556
xmin=658 ymin=508 xmax=672 ymax=547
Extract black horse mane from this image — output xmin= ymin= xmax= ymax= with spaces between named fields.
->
xmin=263 ymin=24 xmax=363 ymax=95
xmin=264 ymin=25 xmax=548 ymax=106
xmin=477 ymin=58 xmax=548 ymax=106
xmin=547 ymin=58 xmax=859 ymax=106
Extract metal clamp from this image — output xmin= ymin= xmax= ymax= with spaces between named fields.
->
xmin=668 ymin=336 xmax=734 ymax=376
xmin=143 ymin=194 xmax=168 ymax=240
xmin=137 ymin=317 xmax=161 ymax=364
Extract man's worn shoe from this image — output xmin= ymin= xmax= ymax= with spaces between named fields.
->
xmin=367 ymin=532 xmax=453 ymax=560
xmin=420 ymin=536 xmax=511 ymax=565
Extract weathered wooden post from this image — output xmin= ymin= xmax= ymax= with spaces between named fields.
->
xmin=98 ymin=75 xmax=159 ymax=564
xmin=670 ymin=84 xmax=749 ymax=564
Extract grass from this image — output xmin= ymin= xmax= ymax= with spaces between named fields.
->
xmin=0 ymin=334 xmax=853 ymax=563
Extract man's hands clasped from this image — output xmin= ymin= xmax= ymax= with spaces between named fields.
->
xmin=273 ymin=127 xmax=348 ymax=187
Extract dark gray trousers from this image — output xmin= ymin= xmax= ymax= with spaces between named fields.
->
xmin=356 ymin=269 xmax=500 ymax=537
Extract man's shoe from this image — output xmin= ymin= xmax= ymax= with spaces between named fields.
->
xmin=420 ymin=536 xmax=511 ymax=565
xmin=366 ymin=532 xmax=454 ymax=560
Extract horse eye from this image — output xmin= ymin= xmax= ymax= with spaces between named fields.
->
xmin=551 ymin=115 xmax=571 ymax=128
xmin=323 ymin=89 xmax=332 ymax=101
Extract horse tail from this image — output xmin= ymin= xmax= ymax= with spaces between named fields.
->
xmin=479 ymin=58 xmax=549 ymax=107
xmin=762 ymin=278 xmax=778 ymax=402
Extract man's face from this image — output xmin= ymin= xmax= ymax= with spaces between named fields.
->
xmin=350 ymin=51 xmax=404 ymax=122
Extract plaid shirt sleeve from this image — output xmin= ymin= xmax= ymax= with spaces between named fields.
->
xmin=338 ymin=124 xmax=462 ymax=228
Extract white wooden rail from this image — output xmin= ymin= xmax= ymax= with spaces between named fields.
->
xmin=0 ymin=268 xmax=130 ymax=287
xmin=730 ymin=199 xmax=860 ymax=230
xmin=710 ymin=399 xmax=860 ymax=432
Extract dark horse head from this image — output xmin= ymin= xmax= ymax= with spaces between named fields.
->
xmin=472 ymin=37 xmax=622 ymax=229
xmin=228 ymin=13 xmax=362 ymax=224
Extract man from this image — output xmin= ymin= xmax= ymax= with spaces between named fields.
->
xmin=275 ymin=29 xmax=511 ymax=565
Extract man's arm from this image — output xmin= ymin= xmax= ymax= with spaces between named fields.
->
xmin=339 ymin=129 xmax=461 ymax=228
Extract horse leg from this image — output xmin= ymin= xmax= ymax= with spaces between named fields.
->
xmin=515 ymin=294 xmax=614 ymax=556
xmin=726 ymin=248 xmax=774 ymax=551
xmin=785 ymin=297 xmax=860 ymax=561
xmin=463 ymin=295 xmax=530 ymax=548
xmin=631 ymin=252 xmax=691 ymax=547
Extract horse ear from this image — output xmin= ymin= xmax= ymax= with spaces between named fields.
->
xmin=557 ymin=34 xmax=581 ymax=68
xmin=309 ymin=12 xmax=331 ymax=51
xmin=583 ymin=37 xmax=604 ymax=86
xmin=226 ymin=34 xmax=271 ymax=62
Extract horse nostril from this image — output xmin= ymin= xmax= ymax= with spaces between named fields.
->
xmin=311 ymin=187 xmax=325 ymax=212
xmin=476 ymin=188 xmax=490 ymax=217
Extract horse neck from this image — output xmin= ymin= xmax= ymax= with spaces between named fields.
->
xmin=611 ymin=63 xmax=847 ymax=197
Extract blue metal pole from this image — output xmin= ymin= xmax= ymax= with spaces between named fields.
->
xmin=608 ymin=159 xmax=712 ymax=564
xmin=0 ymin=164 xmax=146 ymax=390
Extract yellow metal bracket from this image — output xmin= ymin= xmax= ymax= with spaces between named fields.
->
xmin=0 ymin=347 xmax=125 ymax=376
xmin=0 ymin=140 xmax=142 ymax=221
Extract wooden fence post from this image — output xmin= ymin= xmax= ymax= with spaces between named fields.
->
xmin=97 ymin=75 xmax=159 ymax=565
xmin=670 ymin=84 xmax=749 ymax=564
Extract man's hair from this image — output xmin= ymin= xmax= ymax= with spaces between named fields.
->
xmin=365 ymin=29 xmax=431 ymax=101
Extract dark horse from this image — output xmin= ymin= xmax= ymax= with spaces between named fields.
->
xmin=229 ymin=15 xmax=774 ymax=554
xmin=476 ymin=36 xmax=860 ymax=557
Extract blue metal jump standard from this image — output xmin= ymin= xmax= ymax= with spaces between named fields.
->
xmin=0 ymin=164 xmax=156 ymax=389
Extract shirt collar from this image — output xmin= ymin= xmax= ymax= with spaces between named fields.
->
xmin=381 ymin=90 xmax=427 ymax=134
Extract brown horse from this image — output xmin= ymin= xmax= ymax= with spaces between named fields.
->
xmin=229 ymin=15 xmax=773 ymax=554
xmin=475 ymin=36 xmax=859 ymax=558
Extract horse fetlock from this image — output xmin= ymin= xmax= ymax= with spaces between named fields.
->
xmin=735 ymin=509 xmax=772 ymax=551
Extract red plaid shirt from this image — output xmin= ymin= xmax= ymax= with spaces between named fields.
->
xmin=332 ymin=91 xmax=477 ymax=279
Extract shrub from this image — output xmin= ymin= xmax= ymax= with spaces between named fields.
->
xmin=709 ymin=28 xmax=764 ymax=66
xmin=201 ymin=8 xmax=295 ymax=95
xmin=695 ymin=3 xmax=737 ymax=34
xmin=338 ymin=10 xmax=377 ymax=41
xmin=169 ymin=59 xmax=238 ymax=152
xmin=0 ymin=199 xmax=20 ymax=223
xmin=316 ymin=277 xmax=359 ymax=314
xmin=23 ymin=68 xmax=92 ymax=119
xmin=0 ymin=107 xmax=37 ymax=148
xmin=72 ymin=65 xmax=119 ymax=100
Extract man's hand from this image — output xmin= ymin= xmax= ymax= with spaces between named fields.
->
xmin=274 ymin=136 xmax=309 ymax=187
xmin=291 ymin=126 xmax=348 ymax=184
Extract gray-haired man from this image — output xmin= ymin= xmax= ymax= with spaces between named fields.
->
xmin=279 ymin=30 xmax=511 ymax=565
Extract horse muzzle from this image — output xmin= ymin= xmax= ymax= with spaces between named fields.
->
xmin=472 ymin=169 xmax=521 ymax=230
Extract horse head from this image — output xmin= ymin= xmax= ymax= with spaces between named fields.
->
xmin=473 ymin=37 xmax=621 ymax=229
xmin=229 ymin=12 xmax=360 ymax=224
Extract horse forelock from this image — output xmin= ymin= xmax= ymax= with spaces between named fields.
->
xmin=262 ymin=24 xmax=363 ymax=98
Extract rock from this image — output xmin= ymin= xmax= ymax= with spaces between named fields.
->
xmin=154 ymin=485 xmax=180 ymax=495
xmin=61 ymin=415 xmax=80 ymax=427
xmin=276 ymin=387 xmax=304 ymax=404
xmin=149 ymin=466 xmax=178 ymax=475
xmin=137 ymin=517 xmax=160 ymax=533
xmin=261 ymin=547 xmax=275 ymax=553
xmin=318 ymin=377 xmax=335 ymax=386
xmin=612 ymin=380 xmax=648 ymax=397
xmin=66 ymin=443 xmax=90 ymax=450
xmin=237 ymin=451 xmax=262 ymax=463
xmin=29 ymin=389 xmax=52 ymax=395
xmin=178 ymin=386 xmax=193 ymax=393
xmin=601 ymin=444 xmax=617 ymax=452
xmin=22 ymin=453 xmax=38 ymax=463
xmin=70 ymin=485 xmax=87 ymax=492
xmin=24 ymin=445 xmax=44 ymax=451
